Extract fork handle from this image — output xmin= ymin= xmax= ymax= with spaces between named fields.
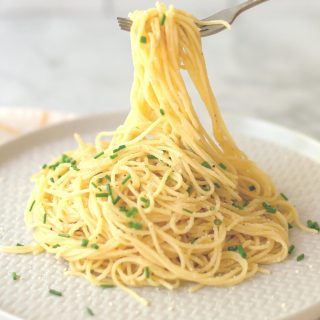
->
xmin=238 ymin=0 xmax=270 ymax=15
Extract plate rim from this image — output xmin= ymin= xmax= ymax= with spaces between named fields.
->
xmin=0 ymin=111 xmax=320 ymax=320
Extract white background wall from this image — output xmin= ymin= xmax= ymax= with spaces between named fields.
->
xmin=0 ymin=0 xmax=319 ymax=138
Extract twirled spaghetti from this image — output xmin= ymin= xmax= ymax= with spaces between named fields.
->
xmin=1 ymin=3 xmax=314 ymax=305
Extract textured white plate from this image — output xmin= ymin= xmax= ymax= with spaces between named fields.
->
xmin=0 ymin=107 xmax=74 ymax=145
xmin=0 ymin=112 xmax=320 ymax=320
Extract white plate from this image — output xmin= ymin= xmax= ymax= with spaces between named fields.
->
xmin=0 ymin=112 xmax=320 ymax=320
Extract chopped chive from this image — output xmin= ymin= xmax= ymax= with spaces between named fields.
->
xmin=262 ymin=202 xmax=277 ymax=213
xmin=94 ymin=151 xmax=104 ymax=159
xmin=237 ymin=245 xmax=247 ymax=258
xmin=307 ymin=220 xmax=320 ymax=232
xmin=201 ymin=185 xmax=210 ymax=191
xmin=288 ymin=223 xmax=293 ymax=229
xmin=112 ymin=196 xmax=121 ymax=205
xmin=91 ymin=182 xmax=97 ymax=188
xmin=126 ymin=207 xmax=138 ymax=218
xmin=218 ymin=162 xmax=227 ymax=170
xmin=280 ymin=192 xmax=288 ymax=201
xmin=144 ymin=266 xmax=150 ymax=278
xmin=160 ymin=14 xmax=166 ymax=26
xmin=232 ymin=203 xmax=244 ymax=210
xmin=119 ymin=206 xmax=128 ymax=213
xmin=201 ymin=161 xmax=211 ymax=169
xmin=187 ymin=185 xmax=193 ymax=194
xmin=214 ymin=182 xmax=221 ymax=189
xmin=106 ymin=184 xmax=112 ymax=197
xmin=191 ymin=238 xmax=197 ymax=244
xmin=113 ymin=145 xmax=126 ymax=153
xmin=105 ymin=175 xmax=111 ymax=181
xmin=52 ymin=244 xmax=60 ymax=248
xmin=81 ymin=239 xmax=89 ymax=247
xmin=29 ymin=200 xmax=35 ymax=212
xmin=288 ymin=244 xmax=295 ymax=254
xmin=147 ymin=154 xmax=158 ymax=160
xmin=58 ymin=233 xmax=70 ymax=238
xmin=140 ymin=197 xmax=150 ymax=208
xmin=16 ymin=243 xmax=24 ymax=246
xmin=48 ymin=162 xmax=60 ymax=170
xmin=122 ymin=175 xmax=131 ymax=185
xmin=96 ymin=192 xmax=109 ymax=198
xmin=110 ymin=154 xmax=118 ymax=160
xmin=214 ymin=218 xmax=222 ymax=226
xmin=49 ymin=289 xmax=62 ymax=297
xmin=50 ymin=177 xmax=54 ymax=183
xmin=100 ymin=284 xmax=114 ymax=289
xmin=128 ymin=221 xmax=143 ymax=230
xmin=12 ymin=272 xmax=19 ymax=281
xmin=140 ymin=36 xmax=147 ymax=43
xmin=183 ymin=208 xmax=193 ymax=214
xmin=42 ymin=164 xmax=47 ymax=169
xmin=296 ymin=253 xmax=305 ymax=262
xmin=160 ymin=108 xmax=165 ymax=116
xmin=91 ymin=243 xmax=99 ymax=250
xmin=228 ymin=245 xmax=247 ymax=258
xmin=249 ymin=185 xmax=256 ymax=191
xmin=86 ymin=307 xmax=94 ymax=316
xmin=43 ymin=213 xmax=47 ymax=224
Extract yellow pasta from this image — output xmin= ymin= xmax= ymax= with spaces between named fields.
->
xmin=0 ymin=3 xmax=314 ymax=306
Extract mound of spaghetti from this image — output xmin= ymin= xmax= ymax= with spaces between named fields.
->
xmin=1 ymin=3 xmax=311 ymax=305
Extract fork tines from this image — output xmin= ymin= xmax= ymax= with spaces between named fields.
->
xmin=117 ymin=17 xmax=132 ymax=32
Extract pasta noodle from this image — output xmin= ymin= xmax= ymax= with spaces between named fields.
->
xmin=1 ymin=3 xmax=315 ymax=306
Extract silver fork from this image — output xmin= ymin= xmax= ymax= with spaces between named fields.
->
xmin=117 ymin=0 xmax=269 ymax=37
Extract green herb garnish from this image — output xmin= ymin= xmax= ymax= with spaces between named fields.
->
xmin=128 ymin=221 xmax=142 ymax=230
xmin=232 ymin=203 xmax=244 ymax=210
xmin=160 ymin=108 xmax=165 ymax=116
xmin=214 ymin=219 xmax=222 ymax=225
xmin=50 ymin=177 xmax=54 ymax=183
xmin=86 ymin=307 xmax=94 ymax=316
xmin=307 ymin=220 xmax=320 ymax=232
xmin=110 ymin=154 xmax=118 ymax=160
xmin=42 ymin=164 xmax=47 ymax=169
xmin=201 ymin=161 xmax=211 ymax=169
xmin=126 ymin=207 xmax=138 ymax=218
xmin=100 ymin=284 xmax=114 ymax=289
xmin=96 ymin=193 xmax=109 ymax=198
xmin=91 ymin=243 xmax=99 ymax=250
xmin=29 ymin=200 xmax=35 ymax=212
xmin=280 ymin=192 xmax=288 ymax=201
xmin=144 ymin=266 xmax=150 ymax=278
xmin=105 ymin=175 xmax=111 ymax=181
xmin=160 ymin=14 xmax=166 ymax=26
xmin=228 ymin=245 xmax=247 ymax=258
xmin=52 ymin=244 xmax=60 ymax=248
xmin=122 ymin=175 xmax=131 ymax=185
xmin=16 ymin=243 xmax=24 ymax=246
xmin=262 ymin=202 xmax=277 ymax=214
xmin=288 ymin=223 xmax=293 ymax=229
xmin=288 ymin=244 xmax=295 ymax=254
xmin=119 ymin=206 xmax=128 ymax=213
xmin=183 ymin=208 xmax=193 ymax=214
xmin=12 ymin=272 xmax=19 ymax=281
xmin=49 ymin=289 xmax=62 ymax=297
xmin=140 ymin=36 xmax=147 ymax=43
xmin=147 ymin=154 xmax=157 ymax=160
xmin=94 ymin=151 xmax=104 ymax=159
xmin=91 ymin=182 xmax=97 ymax=188
xmin=58 ymin=233 xmax=70 ymax=238
xmin=112 ymin=196 xmax=121 ymax=205
xmin=187 ymin=185 xmax=193 ymax=194
xmin=214 ymin=182 xmax=221 ymax=189
xmin=81 ymin=239 xmax=89 ymax=247
xmin=43 ymin=213 xmax=47 ymax=224
xmin=140 ymin=197 xmax=150 ymax=208
xmin=113 ymin=145 xmax=126 ymax=153
xmin=297 ymin=253 xmax=305 ymax=262
xmin=218 ymin=162 xmax=227 ymax=170
xmin=106 ymin=184 xmax=112 ymax=197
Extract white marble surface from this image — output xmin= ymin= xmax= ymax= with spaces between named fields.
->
xmin=0 ymin=0 xmax=320 ymax=139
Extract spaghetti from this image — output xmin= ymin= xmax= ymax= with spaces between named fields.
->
xmin=0 ymin=3 xmax=314 ymax=305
